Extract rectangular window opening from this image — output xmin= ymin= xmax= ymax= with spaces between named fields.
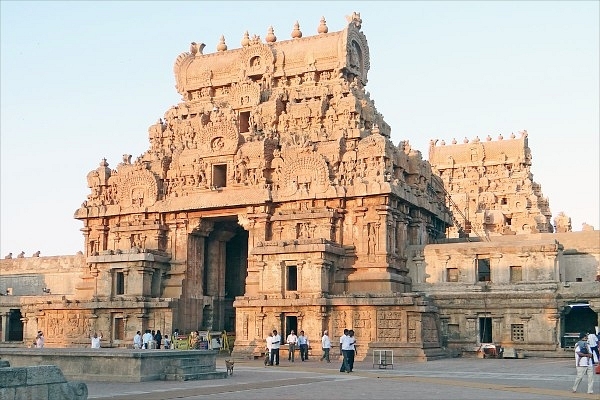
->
xmin=287 ymin=265 xmax=297 ymax=291
xmin=239 ymin=111 xmax=250 ymax=133
xmin=477 ymin=258 xmax=491 ymax=282
xmin=116 ymin=271 xmax=125 ymax=295
xmin=114 ymin=317 xmax=125 ymax=340
xmin=213 ymin=164 xmax=227 ymax=188
xmin=511 ymin=324 xmax=524 ymax=342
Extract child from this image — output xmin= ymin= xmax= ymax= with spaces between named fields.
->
xmin=163 ymin=334 xmax=171 ymax=349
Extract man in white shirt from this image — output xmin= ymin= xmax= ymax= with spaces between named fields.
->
xmin=286 ymin=330 xmax=298 ymax=362
xmin=270 ymin=329 xmax=281 ymax=366
xmin=339 ymin=328 xmax=350 ymax=372
xmin=133 ymin=331 xmax=142 ymax=349
xmin=347 ymin=329 xmax=356 ymax=372
xmin=90 ymin=332 xmax=102 ymax=349
xmin=265 ymin=332 xmax=273 ymax=366
xmin=320 ymin=330 xmax=331 ymax=362
xmin=572 ymin=332 xmax=594 ymax=394
xmin=142 ymin=329 xmax=153 ymax=349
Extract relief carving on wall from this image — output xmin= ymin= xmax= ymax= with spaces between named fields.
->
xmin=377 ymin=310 xmax=403 ymax=342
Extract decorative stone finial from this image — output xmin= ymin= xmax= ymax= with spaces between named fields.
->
xmin=486 ymin=135 xmax=492 ymax=141
xmin=463 ymin=137 xmax=469 ymax=144
xmin=498 ymin=134 xmax=504 ymax=140
xmin=473 ymin=136 xmax=480 ymax=143
xmin=510 ymin=132 xmax=516 ymax=139
xmin=452 ymin=138 xmax=457 ymax=144
xmin=318 ymin=16 xmax=328 ymax=34
xmin=291 ymin=21 xmax=302 ymax=39
xmin=241 ymin=31 xmax=250 ymax=47
xmin=265 ymin=26 xmax=277 ymax=43
xmin=217 ymin=35 xmax=228 ymax=52
xmin=441 ymin=140 xmax=446 ymax=146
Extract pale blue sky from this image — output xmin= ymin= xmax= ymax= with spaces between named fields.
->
xmin=1 ymin=1 xmax=598 ymax=256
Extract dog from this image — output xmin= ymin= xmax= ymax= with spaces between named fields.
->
xmin=225 ymin=359 xmax=234 ymax=376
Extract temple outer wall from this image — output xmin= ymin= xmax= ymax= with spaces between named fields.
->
xmin=408 ymin=230 xmax=600 ymax=356
xmin=0 ymin=255 xmax=86 ymax=297
xmin=0 ymin=348 xmax=224 ymax=382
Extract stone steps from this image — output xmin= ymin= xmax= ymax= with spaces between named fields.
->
xmin=164 ymin=356 xmax=227 ymax=381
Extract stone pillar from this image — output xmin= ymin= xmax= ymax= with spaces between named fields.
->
xmin=547 ymin=313 xmax=560 ymax=348
xmin=1 ymin=312 xmax=9 ymax=342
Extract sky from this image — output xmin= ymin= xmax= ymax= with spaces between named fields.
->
xmin=1 ymin=1 xmax=598 ymax=256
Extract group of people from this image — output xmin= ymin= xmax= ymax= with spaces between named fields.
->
xmin=572 ymin=329 xmax=598 ymax=394
xmin=133 ymin=329 xmax=170 ymax=349
xmin=263 ymin=328 xmax=354 ymax=371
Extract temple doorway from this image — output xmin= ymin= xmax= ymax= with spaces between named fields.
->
xmin=198 ymin=219 xmax=248 ymax=334
xmin=8 ymin=309 xmax=23 ymax=341
xmin=479 ymin=317 xmax=492 ymax=343
xmin=561 ymin=302 xmax=598 ymax=348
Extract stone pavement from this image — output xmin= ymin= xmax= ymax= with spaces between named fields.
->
xmin=85 ymin=355 xmax=599 ymax=400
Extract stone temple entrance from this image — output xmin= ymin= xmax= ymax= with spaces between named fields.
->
xmin=181 ymin=218 xmax=248 ymax=335
xmin=561 ymin=302 xmax=598 ymax=348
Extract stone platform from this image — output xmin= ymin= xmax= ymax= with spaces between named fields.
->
xmin=0 ymin=348 xmax=227 ymax=382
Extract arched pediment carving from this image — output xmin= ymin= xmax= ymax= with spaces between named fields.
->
xmin=197 ymin=120 xmax=240 ymax=156
xmin=238 ymin=43 xmax=275 ymax=79
xmin=341 ymin=20 xmax=370 ymax=86
xmin=278 ymin=153 xmax=330 ymax=197
xmin=229 ymin=80 xmax=261 ymax=109
xmin=117 ymin=165 xmax=159 ymax=208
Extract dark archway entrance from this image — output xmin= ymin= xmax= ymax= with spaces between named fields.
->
xmin=198 ymin=218 xmax=248 ymax=334
xmin=8 ymin=309 xmax=23 ymax=341
xmin=561 ymin=302 xmax=598 ymax=348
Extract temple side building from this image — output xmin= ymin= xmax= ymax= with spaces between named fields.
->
xmin=0 ymin=13 xmax=598 ymax=359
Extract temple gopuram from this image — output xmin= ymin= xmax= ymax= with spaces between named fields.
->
xmin=428 ymin=133 xmax=553 ymax=239
xmin=0 ymin=13 xmax=598 ymax=360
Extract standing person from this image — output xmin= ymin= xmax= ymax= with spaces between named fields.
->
xmin=347 ymin=330 xmax=356 ymax=372
xmin=163 ymin=334 xmax=171 ymax=349
xmin=155 ymin=330 xmax=163 ymax=349
xmin=339 ymin=328 xmax=350 ymax=373
xmin=90 ymin=332 xmax=102 ymax=349
xmin=270 ymin=329 xmax=281 ymax=366
xmin=265 ymin=331 xmax=273 ymax=366
xmin=150 ymin=330 xmax=157 ymax=349
xmin=587 ymin=329 xmax=599 ymax=364
xmin=133 ymin=331 xmax=142 ymax=349
xmin=298 ymin=330 xmax=309 ymax=361
xmin=572 ymin=332 xmax=594 ymax=394
xmin=142 ymin=329 xmax=153 ymax=349
xmin=35 ymin=331 xmax=45 ymax=348
xmin=320 ymin=330 xmax=331 ymax=362
xmin=286 ymin=330 xmax=298 ymax=362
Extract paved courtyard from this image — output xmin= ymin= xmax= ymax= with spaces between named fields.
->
xmin=85 ymin=355 xmax=598 ymax=400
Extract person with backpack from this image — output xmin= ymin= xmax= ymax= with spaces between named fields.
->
xmin=572 ymin=332 xmax=594 ymax=394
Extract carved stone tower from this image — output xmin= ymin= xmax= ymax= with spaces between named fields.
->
xmin=73 ymin=13 xmax=452 ymax=360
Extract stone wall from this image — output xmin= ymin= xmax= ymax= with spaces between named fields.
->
xmin=0 ymin=255 xmax=86 ymax=296
xmin=0 ymin=348 xmax=225 ymax=382
xmin=409 ymin=230 xmax=599 ymax=355
xmin=0 ymin=363 xmax=88 ymax=400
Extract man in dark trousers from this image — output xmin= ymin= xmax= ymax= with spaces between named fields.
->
xmin=270 ymin=329 xmax=281 ymax=366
